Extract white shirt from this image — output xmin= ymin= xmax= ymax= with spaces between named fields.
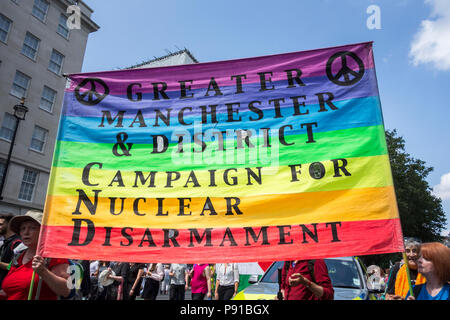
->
xmin=169 ymin=263 xmax=188 ymax=285
xmin=215 ymin=263 xmax=239 ymax=286
xmin=147 ymin=263 xmax=164 ymax=281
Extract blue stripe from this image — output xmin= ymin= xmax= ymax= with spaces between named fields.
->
xmin=57 ymin=96 xmax=383 ymax=144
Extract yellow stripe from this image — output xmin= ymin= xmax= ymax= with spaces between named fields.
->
xmin=43 ymin=186 xmax=399 ymax=229
xmin=48 ymin=155 xmax=393 ymax=198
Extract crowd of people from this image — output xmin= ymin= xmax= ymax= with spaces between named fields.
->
xmin=84 ymin=261 xmax=215 ymax=301
xmin=1 ymin=211 xmax=449 ymax=300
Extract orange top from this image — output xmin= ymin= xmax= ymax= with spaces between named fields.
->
xmin=394 ymin=264 xmax=426 ymax=297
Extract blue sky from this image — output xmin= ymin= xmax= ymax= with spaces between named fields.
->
xmin=81 ymin=0 xmax=450 ymax=234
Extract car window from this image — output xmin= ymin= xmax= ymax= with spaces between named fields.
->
xmin=260 ymin=259 xmax=363 ymax=289
xmin=325 ymin=259 xmax=362 ymax=289
xmin=260 ymin=261 xmax=284 ymax=283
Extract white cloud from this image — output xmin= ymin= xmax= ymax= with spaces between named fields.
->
xmin=433 ymin=172 xmax=450 ymax=200
xmin=409 ymin=0 xmax=450 ymax=71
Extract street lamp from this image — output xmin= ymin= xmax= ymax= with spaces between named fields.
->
xmin=0 ymin=98 xmax=29 ymax=201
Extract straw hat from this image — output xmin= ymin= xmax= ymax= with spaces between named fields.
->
xmin=9 ymin=210 xmax=43 ymax=234
xmin=99 ymin=269 xmax=115 ymax=287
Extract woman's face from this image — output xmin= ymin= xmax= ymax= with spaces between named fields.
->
xmin=417 ymin=255 xmax=434 ymax=276
xmin=405 ymin=245 xmax=420 ymax=269
xmin=19 ymin=220 xmax=40 ymax=248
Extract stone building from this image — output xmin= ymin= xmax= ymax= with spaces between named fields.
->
xmin=0 ymin=0 xmax=99 ymax=215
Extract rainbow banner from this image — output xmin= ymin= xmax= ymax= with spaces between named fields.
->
xmin=38 ymin=42 xmax=404 ymax=263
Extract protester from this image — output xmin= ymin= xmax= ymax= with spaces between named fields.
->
xmin=406 ymin=242 xmax=450 ymax=300
xmin=97 ymin=261 xmax=109 ymax=277
xmin=88 ymin=260 xmax=99 ymax=300
xmin=384 ymin=268 xmax=390 ymax=285
xmin=90 ymin=260 xmax=99 ymax=277
xmin=209 ymin=263 xmax=216 ymax=295
xmin=367 ymin=265 xmax=386 ymax=292
xmin=142 ymin=263 xmax=164 ymax=300
xmin=280 ymin=259 xmax=334 ymax=300
xmin=160 ymin=264 xmax=170 ymax=295
xmin=169 ymin=263 xmax=189 ymax=300
xmin=94 ymin=261 xmax=110 ymax=300
xmin=0 ymin=214 xmax=22 ymax=288
xmin=105 ymin=262 xmax=130 ymax=300
xmin=189 ymin=263 xmax=212 ymax=300
xmin=385 ymin=238 xmax=426 ymax=300
xmin=215 ymin=263 xmax=240 ymax=300
xmin=127 ymin=262 xmax=145 ymax=300
xmin=0 ymin=210 xmax=70 ymax=300
xmin=79 ymin=260 xmax=91 ymax=299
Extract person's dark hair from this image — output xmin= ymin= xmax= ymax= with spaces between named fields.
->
xmin=0 ymin=214 xmax=14 ymax=223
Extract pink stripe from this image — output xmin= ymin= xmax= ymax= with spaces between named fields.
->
xmin=68 ymin=42 xmax=374 ymax=95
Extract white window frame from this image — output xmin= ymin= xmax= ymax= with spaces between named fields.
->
xmin=30 ymin=125 xmax=48 ymax=153
xmin=32 ymin=0 xmax=49 ymax=22
xmin=10 ymin=70 xmax=31 ymax=99
xmin=39 ymin=85 xmax=57 ymax=112
xmin=18 ymin=168 xmax=38 ymax=202
xmin=0 ymin=113 xmax=17 ymax=141
xmin=57 ymin=13 xmax=69 ymax=39
xmin=0 ymin=14 xmax=12 ymax=44
xmin=21 ymin=32 xmax=40 ymax=60
xmin=48 ymin=49 xmax=64 ymax=75
xmin=0 ymin=160 xmax=5 ymax=185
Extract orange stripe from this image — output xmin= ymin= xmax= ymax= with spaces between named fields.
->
xmin=43 ymin=186 xmax=399 ymax=229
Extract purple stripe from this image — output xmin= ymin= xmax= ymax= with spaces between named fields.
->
xmin=67 ymin=42 xmax=374 ymax=95
xmin=62 ymin=68 xmax=377 ymax=119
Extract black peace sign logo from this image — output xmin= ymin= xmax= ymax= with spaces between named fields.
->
xmin=74 ymin=78 xmax=110 ymax=106
xmin=326 ymin=51 xmax=365 ymax=86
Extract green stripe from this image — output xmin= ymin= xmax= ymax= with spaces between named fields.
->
xmin=52 ymin=125 xmax=387 ymax=171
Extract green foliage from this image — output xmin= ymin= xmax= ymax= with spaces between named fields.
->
xmin=360 ymin=129 xmax=446 ymax=269
xmin=386 ymin=129 xmax=446 ymax=242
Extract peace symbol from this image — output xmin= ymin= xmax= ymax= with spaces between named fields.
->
xmin=326 ymin=51 xmax=365 ymax=86
xmin=74 ymin=78 xmax=110 ymax=106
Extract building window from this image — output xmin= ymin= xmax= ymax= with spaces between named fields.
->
xmin=32 ymin=0 xmax=49 ymax=22
xmin=21 ymin=32 xmax=40 ymax=60
xmin=0 ymin=14 xmax=12 ymax=43
xmin=0 ymin=160 xmax=5 ymax=185
xmin=57 ymin=14 xmax=69 ymax=39
xmin=0 ymin=113 xmax=17 ymax=141
xmin=18 ymin=169 xmax=38 ymax=201
xmin=48 ymin=49 xmax=64 ymax=75
xmin=30 ymin=126 xmax=48 ymax=152
xmin=39 ymin=86 xmax=57 ymax=112
xmin=10 ymin=71 xmax=31 ymax=98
